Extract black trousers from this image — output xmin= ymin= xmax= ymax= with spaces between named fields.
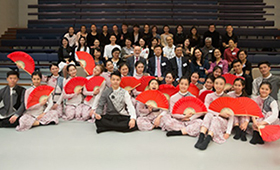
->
xmin=0 ymin=115 xmax=20 ymax=128
xmin=95 ymin=115 xmax=138 ymax=133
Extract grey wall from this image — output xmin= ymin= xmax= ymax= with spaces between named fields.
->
xmin=264 ymin=0 xmax=280 ymax=28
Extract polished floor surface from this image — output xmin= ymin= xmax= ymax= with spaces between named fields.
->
xmin=1 ymin=120 xmax=280 ymax=170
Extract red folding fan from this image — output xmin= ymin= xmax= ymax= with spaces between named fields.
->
xmin=120 ymin=77 xmax=141 ymax=91
xmin=172 ymin=96 xmax=207 ymax=115
xmin=159 ymin=84 xmax=179 ymax=100
xmin=136 ymin=76 xmax=155 ymax=92
xmin=237 ymin=97 xmax=263 ymax=118
xmin=259 ymin=125 xmax=280 ymax=142
xmin=84 ymin=76 xmax=105 ymax=101
xmin=7 ymin=51 xmax=35 ymax=75
xmin=188 ymin=83 xmax=200 ymax=97
xmin=209 ymin=97 xmax=247 ymax=116
xmin=222 ymin=73 xmax=238 ymax=85
xmin=76 ymin=51 xmax=95 ymax=75
xmin=198 ymin=90 xmax=214 ymax=103
xmin=64 ymin=77 xmax=88 ymax=94
xmin=136 ymin=90 xmax=169 ymax=110
xmin=27 ymin=85 xmax=54 ymax=109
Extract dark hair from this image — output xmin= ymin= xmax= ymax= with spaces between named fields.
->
xmin=228 ymin=39 xmax=236 ymax=44
xmin=31 ymin=71 xmax=42 ymax=79
xmin=154 ymin=45 xmax=162 ymax=50
xmin=110 ymin=70 xmax=122 ymax=79
xmin=237 ymin=50 xmax=248 ymax=58
xmin=163 ymin=25 xmax=170 ymax=30
xmin=233 ymin=77 xmax=247 ymax=97
xmin=213 ymin=66 xmax=222 ymax=73
xmin=190 ymin=26 xmax=199 ymax=36
xmin=190 ymin=72 xmax=200 ymax=79
xmin=111 ymin=47 xmax=121 ymax=56
xmin=212 ymin=48 xmax=222 ymax=62
xmin=118 ymin=62 xmax=129 ymax=71
xmin=151 ymin=25 xmax=158 ymax=30
xmin=148 ymin=78 xmax=159 ymax=86
xmin=208 ymin=23 xmax=216 ymax=28
xmin=102 ymin=25 xmax=108 ymax=29
xmin=133 ymin=24 xmax=140 ymax=28
xmin=258 ymin=61 xmax=271 ymax=68
xmin=135 ymin=60 xmax=145 ymax=68
xmin=80 ymin=25 xmax=87 ymax=33
xmin=49 ymin=63 xmax=59 ymax=70
xmin=178 ymin=77 xmax=189 ymax=84
xmin=61 ymin=37 xmax=69 ymax=47
xmin=175 ymin=45 xmax=183 ymax=51
xmin=95 ymin=64 xmax=105 ymax=73
xmin=139 ymin=38 xmax=146 ymax=47
xmin=144 ymin=23 xmax=150 ymax=28
xmin=215 ymin=76 xmax=226 ymax=84
xmin=259 ymin=81 xmax=272 ymax=90
xmin=68 ymin=26 xmax=74 ymax=31
xmin=205 ymin=74 xmax=215 ymax=83
xmin=176 ymin=24 xmax=184 ymax=31
xmin=122 ymin=23 xmax=128 ymax=27
xmin=66 ymin=64 xmax=76 ymax=72
xmin=7 ymin=70 xmax=19 ymax=78
xmin=226 ymin=24 xmax=233 ymax=28
xmin=231 ymin=59 xmax=242 ymax=67
xmin=77 ymin=36 xmax=87 ymax=51
xmin=112 ymin=24 xmax=118 ymax=28
xmin=192 ymin=47 xmax=204 ymax=64
xmin=165 ymin=71 xmax=176 ymax=80
xmin=105 ymin=60 xmax=113 ymax=66
xmin=110 ymin=34 xmax=117 ymax=39
xmin=94 ymin=48 xmax=101 ymax=53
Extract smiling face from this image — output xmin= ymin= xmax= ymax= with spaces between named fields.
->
xmin=139 ymin=38 xmax=145 ymax=47
xmin=233 ymin=80 xmax=244 ymax=95
xmin=120 ymin=65 xmax=129 ymax=76
xmin=238 ymin=51 xmax=247 ymax=61
xmin=194 ymin=49 xmax=202 ymax=59
xmin=175 ymin=47 xmax=183 ymax=57
xmin=165 ymin=73 xmax=174 ymax=85
xmin=184 ymin=39 xmax=190 ymax=47
xmin=106 ymin=61 xmax=114 ymax=72
xmin=79 ymin=37 xmax=86 ymax=46
xmin=7 ymin=75 xmax=19 ymax=88
xmin=259 ymin=84 xmax=271 ymax=98
xmin=32 ymin=75 xmax=41 ymax=87
xmin=259 ymin=64 xmax=271 ymax=77
xmin=91 ymin=25 xmax=96 ymax=32
xmin=179 ymin=79 xmax=189 ymax=93
xmin=81 ymin=26 xmax=86 ymax=33
xmin=205 ymin=78 xmax=214 ymax=90
xmin=191 ymin=28 xmax=197 ymax=35
xmin=93 ymin=65 xmax=102 ymax=76
xmin=148 ymin=80 xmax=159 ymax=90
xmin=136 ymin=63 xmax=144 ymax=74
xmin=154 ymin=46 xmax=162 ymax=56
xmin=214 ymin=78 xmax=225 ymax=94
xmin=93 ymin=39 xmax=100 ymax=47
xmin=112 ymin=50 xmax=120 ymax=59
xmin=233 ymin=62 xmax=242 ymax=74
xmin=190 ymin=73 xmax=199 ymax=84
xmin=50 ymin=65 xmax=59 ymax=76
xmin=214 ymin=49 xmax=221 ymax=59
xmin=213 ymin=68 xmax=222 ymax=78
xmin=110 ymin=75 xmax=121 ymax=89
xmin=68 ymin=65 xmax=77 ymax=77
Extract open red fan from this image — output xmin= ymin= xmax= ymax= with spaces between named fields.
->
xmin=209 ymin=97 xmax=247 ymax=116
xmin=237 ymin=97 xmax=263 ymax=118
xmin=222 ymin=73 xmax=238 ymax=85
xmin=159 ymin=84 xmax=179 ymax=100
xmin=259 ymin=125 xmax=280 ymax=142
xmin=198 ymin=90 xmax=214 ymax=103
xmin=76 ymin=51 xmax=95 ymax=75
xmin=7 ymin=51 xmax=35 ymax=75
xmin=27 ymin=85 xmax=54 ymax=109
xmin=120 ymin=77 xmax=141 ymax=91
xmin=136 ymin=76 xmax=155 ymax=92
xmin=64 ymin=77 xmax=88 ymax=94
xmin=136 ymin=90 xmax=169 ymax=110
xmin=84 ymin=76 xmax=105 ymax=101
xmin=172 ymin=96 xmax=207 ymax=115
xmin=188 ymin=83 xmax=200 ymax=97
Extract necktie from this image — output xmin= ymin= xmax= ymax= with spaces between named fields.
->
xmin=178 ymin=58 xmax=182 ymax=78
xmin=136 ymin=57 xmax=138 ymax=62
xmin=157 ymin=57 xmax=161 ymax=77
xmin=9 ymin=89 xmax=13 ymax=114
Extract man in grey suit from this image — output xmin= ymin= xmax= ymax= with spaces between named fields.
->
xmin=0 ymin=71 xmax=25 ymax=127
xmin=126 ymin=46 xmax=147 ymax=76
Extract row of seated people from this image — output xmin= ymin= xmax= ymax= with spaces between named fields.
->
xmin=0 ymin=60 xmax=280 ymax=150
xmin=63 ymin=23 xmax=237 ymax=53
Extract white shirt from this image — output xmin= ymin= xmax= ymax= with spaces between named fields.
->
xmin=163 ymin=44 xmax=175 ymax=59
xmin=64 ymin=33 xmax=77 ymax=47
xmin=103 ymin=44 xmax=121 ymax=58
xmin=74 ymin=46 xmax=90 ymax=61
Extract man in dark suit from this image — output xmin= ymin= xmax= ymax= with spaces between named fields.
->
xmin=0 ymin=71 xmax=25 ymax=127
xmin=148 ymin=45 xmax=171 ymax=82
xmin=169 ymin=45 xmax=191 ymax=81
xmin=232 ymin=59 xmax=252 ymax=95
xmin=126 ymin=46 xmax=147 ymax=76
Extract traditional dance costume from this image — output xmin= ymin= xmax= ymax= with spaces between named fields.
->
xmin=16 ymin=86 xmax=59 ymax=131
xmin=101 ymin=71 xmax=112 ymax=88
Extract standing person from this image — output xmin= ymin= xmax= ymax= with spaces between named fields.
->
xmin=62 ymin=64 xmax=85 ymax=120
xmin=148 ymin=45 xmax=171 ymax=82
xmin=120 ymin=23 xmax=131 ymax=47
xmin=16 ymin=72 xmax=59 ymax=131
xmin=112 ymin=24 xmax=121 ymax=45
xmin=142 ymin=23 xmax=152 ymax=46
xmin=163 ymin=36 xmax=175 ymax=60
xmin=131 ymin=24 xmax=142 ymax=46
xmin=64 ymin=26 xmax=77 ymax=48
xmin=103 ymin=35 xmax=121 ymax=60
xmin=203 ymin=23 xmax=220 ymax=48
xmin=148 ymin=37 xmax=159 ymax=59
xmin=190 ymin=48 xmax=210 ymax=83
xmin=87 ymin=24 xmax=99 ymax=49
xmin=160 ymin=25 xmax=173 ymax=47
xmin=169 ymin=45 xmax=191 ymax=81
xmin=0 ymin=71 xmax=25 ymax=128
xmin=228 ymin=78 xmax=249 ymax=141
xmin=206 ymin=48 xmax=228 ymax=75
xmin=57 ymin=37 xmax=75 ymax=77
xmin=83 ymin=65 xmax=106 ymax=121
xmin=232 ymin=59 xmax=252 ymax=95
xmin=163 ymin=77 xmax=203 ymax=137
xmin=74 ymin=37 xmax=90 ymax=65
xmin=76 ymin=25 xmax=88 ymax=46
xmin=251 ymin=82 xmax=280 ymax=145
xmin=126 ymin=46 xmax=147 ymax=76
xmin=222 ymin=24 xmax=238 ymax=49
xmin=174 ymin=25 xmax=186 ymax=46
xmin=194 ymin=77 xmax=233 ymax=150
xmin=42 ymin=64 xmax=64 ymax=118
xmin=223 ymin=39 xmax=239 ymax=66
xmin=93 ymin=71 xmax=137 ymax=133
xmin=136 ymin=79 xmax=167 ymax=131
xmin=187 ymin=26 xmax=201 ymax=48
xmin=99 ymin=25 xmax=110 ymax=48
xmin=252 ymin=61 xmax=280 ymax=101
xmin=151 ymin=25 xmax=161 ymax=42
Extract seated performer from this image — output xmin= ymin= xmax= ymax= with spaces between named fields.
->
xmin=93 ymin=71 xmax=137 ymax=133
xmin=16 ymin=72 xmax=59 ymax=131
xmin=0 ymin=71 xmax=25 ymax=127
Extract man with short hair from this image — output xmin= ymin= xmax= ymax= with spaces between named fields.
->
xmin=120 ymin=23 xmax=131 ymax=47
xmin=203 ymin=23 xmax=220 ymax=48
xmin=201 ymin=37 xmax=215 ymax=62
xmin=93 ymin=71 xmax=137 ymax=133
xmin=163 ymin=36 xmax=176 ymax=60
xmin=103 ymin=34 xmax=121 ymax=60
xmin=232 ymin=59 xmax=252 ymax=95
xmin=169 ymin=45 xmax=191 ymax=81
xmin=252 ymin=61 xmax=280 ymax=100
xmin=0 ymin=71 xmax=25 ymax=127
xmin=126 ymin=46 xmax=147 ymax=76
xmin=222 ymin=24 xmax=238 ymax=49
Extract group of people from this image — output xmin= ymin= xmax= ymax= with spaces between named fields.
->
xmin=1 ymin=23 xmax=280 ymax=151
